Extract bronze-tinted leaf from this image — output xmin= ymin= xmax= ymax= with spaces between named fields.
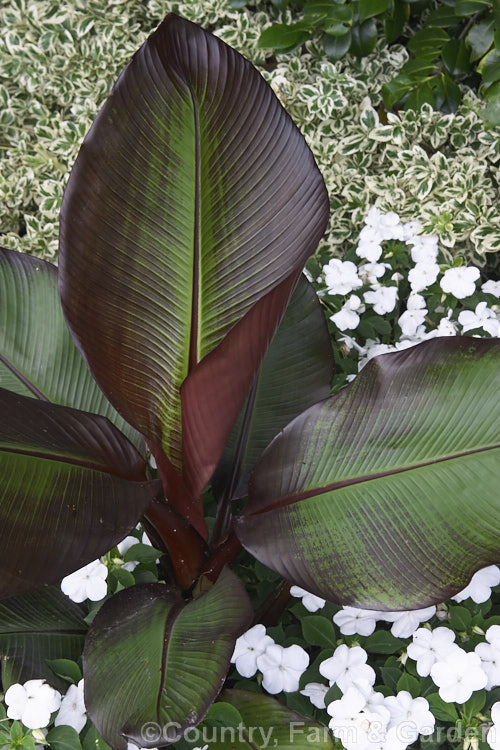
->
xmin=237 ymin=338 xmax=500 ymax=609
xmin=0 ymin=389 xmax=158 ymax=597
xmin=59 ymin=14 xmax=329 ymax=524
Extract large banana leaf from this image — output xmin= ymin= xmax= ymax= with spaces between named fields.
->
xmin=236 ymin=338 xmax=500 ymax=609
xmin=0 ymin=248 xmax=143 ymax=452
xmin=0 ymin=389 xmax=159 ymax=597
xmin=212 ymin=275 xmax=334 ymax=504
xmin=0 ymin=587 xmax=87 ymax=691
xmin=58 ymin=14 xmax=329 ymax=529
xmin=83 ymin=568 xmax=253 ymax=749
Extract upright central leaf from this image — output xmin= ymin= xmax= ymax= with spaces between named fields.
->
xmin=58 ymin=14 xmax=329 ymax=523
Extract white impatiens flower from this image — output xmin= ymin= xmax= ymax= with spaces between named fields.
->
xmin=55 ymin=679 xmax=86 ymax=733
xmin=398 ymin=293 xmax=428 ymax=336
xmin=440 ymin=266 xmax=480 ymax=299
xmin=61 ymin=560 xmax=108 ymax=603
xmin=326 ymin=685 xmax=368 ymax=738
xmin=327 ymin=686 xmax=397 ymax=750
xmin=231 ymin=624 xmax=274 ymax=678
xmin=487 ymin=702 xmax=500 ymax=750
xmin=323 ymin=258 xmax=362 ymax=296
xmin=356 ymin=238 xmax=383 ymax=263
xmin=486 ymin=625 xmax=500 ymax=648
xmin=407 ymin=235 xmax=439 ymax=265
xmin=116 ymin=534 xmax=140 ymax=572
xmin=300 ymin=682 xmax=329 ymax=709
xmin=407 ymin=293 xmax=426 ymax=310
xmin=401 ymin=220 xmax=422 ymax=243
xmin=482 ymin=279 xmax=500 ymax=297
xmin=290 ymin=586 xmax=326 ymax=612
xmin=363 ymin=286 xmax=398 ymax=315
xmin=319 ymin=645 xmax=375 ymax=693
xmin=425 ymin=311 xmax=458 ymax=338
xmin=430 ymin=648 xmax=487 ymax=703
xmin=398 ymin=308 xmax=427 ymax=338
xmin=356 ymin=682 xmax=388 ymax=714
xmin=257 ymin=643 xmax=309 ymax=694
xmin=408 ymin=262 xmax=440 ymax=292
xmin=475 ymin=626 xmax=500 ymax=690
xmin=116 ymin=535 xmax=138 ymax=556
xmin=355 ymin=212 xmax=397 ymax=262
xmin=406 ymin=627 xmax=457 ymax=677
xmin=384 ymin=691 xmax=435 ymax=743
xmin=333 ymin=606 xmax=381 ymax=637
xmin=116 ymin=531 xmax=158 ymax=571
xmin=375 ymin=210 xmax=404 ymax=241
xmin=5 ymin=680 xmax=61 ymax=730
xmin=452 ymin=565 xmax=500 ymax=604
xmin=382 ymin=607 xmax=436 ymax=638
xmin=330 ymin=295 xmax=364 ymax=331
xmin=359 ymin=262 xmax=390 ymax=285
xmin=364 ymin=341 xmax=395 ymax=361
xmin=458 ymin=301 xmax=500 ymax=337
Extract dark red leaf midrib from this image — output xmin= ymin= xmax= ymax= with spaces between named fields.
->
xmin=248 ymin=444 xmax=500 ymax=515
xmin=0 ymin=444 xmax=137 ymax=481
xmin=0 ymin=353 xmax=49 ymax=401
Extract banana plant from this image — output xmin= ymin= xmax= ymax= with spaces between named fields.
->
xmin=0 ymin=12 xmax=499 ymax=749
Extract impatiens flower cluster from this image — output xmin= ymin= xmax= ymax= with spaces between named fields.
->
xmin=322 ymin=207 xmax=500 ymax=372
xmin=326 ymin=686 xmax=435 ymax=750
xmin=283 ymin=569 xmax=500 ymax=749
xmin=5 ymin=680 xmax=61 ymax=729
xmin=230 ymin=624 xmax=273 ymax=678
xmin=231 ymin=624 xmax=309 ymax=694
xmin=332 ymin=604 xmax=435 ymax=638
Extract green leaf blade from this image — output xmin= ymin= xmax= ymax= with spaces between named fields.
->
xmin=83 ymin=568 xmax=253 ymax=749
xmin=0 ymin=248 xmax=143 ymax=451
xmin=237 ymin=338 xmax=500 ymax=609
xmin=0 ymin=389 xmax=157 ymax=597
xmin=0 ymin=587 xmax=87 ymax=691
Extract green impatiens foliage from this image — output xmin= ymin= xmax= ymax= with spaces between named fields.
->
xmin=1 ymin=0 xmax=500 ymax=267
